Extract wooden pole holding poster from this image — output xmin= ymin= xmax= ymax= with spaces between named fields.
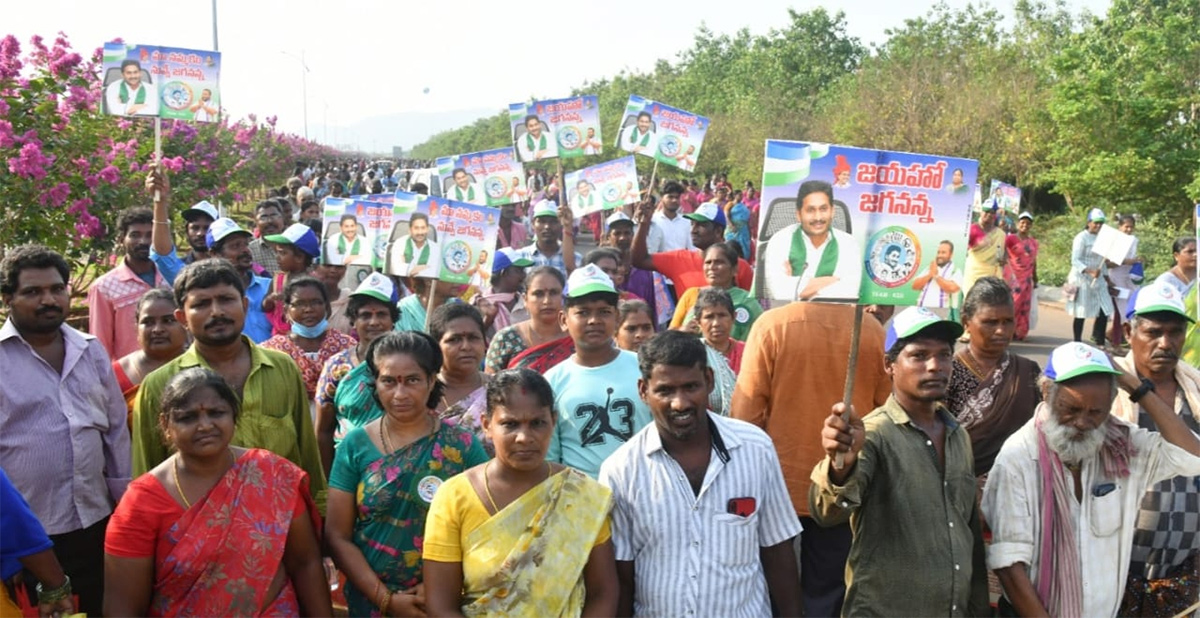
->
xmin=833 ymin=304 xmax=865 ymax=471
xmin=153 ymin=117 xmax=163 ymax=202
xmin=646 ymin=159 xmax=660 ymax=199
xmin=423 ymin=277 xmax=439 ymax=332
xmin=556 ymin=159 xmax=566 ymax=208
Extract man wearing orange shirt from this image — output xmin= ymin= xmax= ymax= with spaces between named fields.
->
xmin=631 ymin=198 xmax=753 ymax=295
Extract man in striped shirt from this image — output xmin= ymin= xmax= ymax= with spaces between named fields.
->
xmin=600 ymin=330 xmax=801 ymax=617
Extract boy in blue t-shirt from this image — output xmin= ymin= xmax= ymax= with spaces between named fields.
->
xmin=545 ymin=264 xmax=652 ymax=478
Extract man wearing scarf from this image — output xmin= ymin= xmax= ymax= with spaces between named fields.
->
xmin=809 ymin=308 xmax=988 ymax=616
xmin=983 ymin=340 xmax=1200 ymax=618
xmin=761 ymin=180 xmax=861 ymax=303
xmin=913 ymin=240 xmax=963 ymax=318
xmin=515 ymin=114 xmax=558 ymax=162
xmin=104 ymin=59 xmax=158 ymax=117
xmin=386 ymin=212 xmax=440 ymax=278
xmin=1112 ymin=283 xmax=1200 ymax=616
xmin=619 ymin=111 xmax=657 ymax=156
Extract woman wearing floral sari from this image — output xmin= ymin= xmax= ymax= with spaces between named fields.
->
xmin=314 ymin=273 xmax=398 ymax=476
xmin=103 ymin=368 xmax=331 ymax=617
xmin=429 ymin=303 xmax=492 ymax=455
xmin=945 ymin=277 xmax=1041 ymax=478
xmin=424 ymin=369 xmax=618 ymax=617
xmin=326 ymin=331 xmax=489 ymax=618
xmin=1003 ymin=212 xmax=1039 ymax=341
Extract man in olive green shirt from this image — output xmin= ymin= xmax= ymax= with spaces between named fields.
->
xmin=810 ymin=307 xmax=988 ymax=616
xmin=132 ymin=260 xmax=327 ymax=510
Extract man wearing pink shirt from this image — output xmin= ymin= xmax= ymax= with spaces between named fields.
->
xmin=87 ymin=208 xmax=169 ymax=359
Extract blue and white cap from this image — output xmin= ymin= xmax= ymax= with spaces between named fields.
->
xmin=1045 ymin=342 xmax=1121 ymax=382
xmin=351 ymin=272 xmax=399 ymax=304
xmin=884 ymin=306 xmax=965 ymax=351
xmin=1125 ymin=281 xmax=1194 ymax=322
xmin=264 ymin=223 xmax=321 ymax=258
xmin=1086 ymin=208 xmax=1106 ymax=223
xmin=683 ymin=202 xmax=727 ymax=227
xmin=205 ymin=217 xmax=252 ymax=249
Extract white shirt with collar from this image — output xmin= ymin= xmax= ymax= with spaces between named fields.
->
xmin=516 ymin=130 xmax=558 ymax=162
xmin=619 ymin=125 xmax=658 ymax=156
xmin=599 ymin=413 xmax=801 ymax=618
xmin=104 ymin=79 xmax=158 ymax=116
xmin=982 ymin=408 xmax=1200 ymax=618
xmin=648 ymin=210 xmax=693 ymax=254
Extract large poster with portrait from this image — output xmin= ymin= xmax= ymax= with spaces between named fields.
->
xmin=321 ymin=197 xmax=396 ymax=269
xmin=753 ymin=141 xmax=976 ymax=308
xmin=563 ymin=156 xmax=640 ymax=219
xmin=614 ymin=95 xmax=709 ymax=172
xmin=383 ymin=191 xmax=499 ymax=286
xmin=101 ymin=43 xmax=220 ymax=121
xmin=434 ymin=148 xmax=527 ymax=207
xmin=508 ymin=96 xmax=603 ymax=161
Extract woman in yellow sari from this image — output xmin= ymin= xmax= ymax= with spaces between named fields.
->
xmin=963 ymin=203 xmax=1007 ymax=299
xmin=423 ymin=369 xmax=618 ymax=617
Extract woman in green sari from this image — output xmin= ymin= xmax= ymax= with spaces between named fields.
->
xmin=327 ymin=331 xmax=489 ymax=617
xmin=423 ymin=368 xmax=618 ymax=617
xmin=314 ymin=272 xmax=399 ymax=477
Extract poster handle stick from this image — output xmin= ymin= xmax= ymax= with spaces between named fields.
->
xmin=647 ymin=159 xmax=660 ymax=198
xmin=153 ymin=116 xmax=163 ymax=202
xmin=833 ymin=304 xmax=865 ymax=471
xmin=423 ymin=277 xmax=438 ymax=332
xmin=556 ymin=158 xmax=565 ymax=209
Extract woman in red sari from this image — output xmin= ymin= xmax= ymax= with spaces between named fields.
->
xmin=1004 ymin=212 xmax=1039 ymax=340
xmin=103 ymin=368 xmax=332 ymax=617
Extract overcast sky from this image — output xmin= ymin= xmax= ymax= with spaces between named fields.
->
xmin=8 ymin=0 xmax=1111 ymax=149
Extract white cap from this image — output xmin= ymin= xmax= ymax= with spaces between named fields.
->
xmin=351 ymin=272 xmax=398 ymax=304
xmin=566 ymin=263 xmax=617 ymax=298
xmin=205 ymin=217 xmax=251 ymax=248
xmin=1125 ymin=281 xmax=1194 ymax=322
xmin=182 ymin=200 xmax=219 ymax=222
xmin=1044 ymin=342 xmax=1121 ymax=382
xmin=531 ymin=199 xmax=558 ymax=219
xmin=606 ymin=211 xmax=634 ymax=227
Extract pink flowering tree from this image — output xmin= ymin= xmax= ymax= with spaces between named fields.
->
xmin=0 ymin=33 xmax=342 ymax=285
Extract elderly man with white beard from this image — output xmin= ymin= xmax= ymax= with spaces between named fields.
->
xmin=982 ymin=341 xmax=1200 ymax=618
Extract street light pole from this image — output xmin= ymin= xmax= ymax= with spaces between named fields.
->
xmin=211 ymin=0 xmax=219 ymax=51
xmin=280 ymin=50 xmax=309 ymax=140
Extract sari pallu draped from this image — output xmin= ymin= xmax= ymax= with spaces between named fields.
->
xmin=333 ymin=360 xmax=383 ymax=444
xmin=949 ymin=351 xmax=1041 ymax=477
xmin=461 ymin=469 xmax=611 ymax=617
xmin=347 ymin=424 xmax=481 ymax=617
xmin=154 ymin=449 xmax=318 ymax=617
xmin=507 ymin=335 xmax=575 ymax=374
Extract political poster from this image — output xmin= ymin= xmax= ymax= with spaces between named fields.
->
xmin=563 ymin=156 xmax=641 ymax=219
xmin=383 ymin=191 xmax=499 ymax=286
xmin=508 ymin=96 xmax=603 ymax=162
xmin=321 ymin=197 xmax=396 ymax=269
xmin=615 ymin=95 xmax=709 ymax=171
xmin=986 ymin=179 xmax=1021 ymax=215
xmin=435 ymin=148 xmax=527 ymax=207
xmin=101 ymin=43 xmax=221 ymax=121
xmin=753 ymin=141 xmax=977 ymax=309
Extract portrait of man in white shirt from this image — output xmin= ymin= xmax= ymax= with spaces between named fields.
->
xmin=761 ymin=180 xmax=862 ymax=302
xmin=446 ymin=168 xmax=484 ymax=205
xmin=515 ymin=114 xmax=558 ymax=162
xmin=620 ymin=111 xmax=658 ymax=156
xmin=104 ymin=59 xmax=158 ymax=117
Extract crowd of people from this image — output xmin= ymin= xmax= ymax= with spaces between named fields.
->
xmin=1 ymin=158 xmax=1199 ymax=618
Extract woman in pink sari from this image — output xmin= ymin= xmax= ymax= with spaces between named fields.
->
xmin=1004 ymin=212 xmax=1039 ymax=340
xmin=104 ymin=368 xmax=331 ymax=617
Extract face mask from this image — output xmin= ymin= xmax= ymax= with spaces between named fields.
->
xmin=291 ymin=318 xmax=329 ymax=339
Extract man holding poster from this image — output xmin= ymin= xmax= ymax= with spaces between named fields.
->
xmin=620 ymin=111 xmax=657 ymax=156
xmin=761 ymin=180 xmax=862 ymax=302
xmin=105 ymin=59 xmax=158 ymax=117
xmin=515 ymin=114 xmax=558 ymax=162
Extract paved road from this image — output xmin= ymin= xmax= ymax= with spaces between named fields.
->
xmin=1008 ymin=301 xmax=1077 ymax=364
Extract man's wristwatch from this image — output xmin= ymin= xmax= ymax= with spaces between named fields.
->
xmin=1129 ymin=377 xmax=1156 ymax=403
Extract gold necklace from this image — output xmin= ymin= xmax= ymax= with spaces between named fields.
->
xmin=172 ymin=455 xmax=192 ymax=509
xmin=378 ymin=415 xmax=392 ymax=454
xmin=483 ymin=460 xmax=550 ymax=514
xmin=173 ymin=450 xmax=235 ymax=509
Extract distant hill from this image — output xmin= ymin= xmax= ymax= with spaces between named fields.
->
xmin=334 ymin=107 xmax=499 ymax=155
